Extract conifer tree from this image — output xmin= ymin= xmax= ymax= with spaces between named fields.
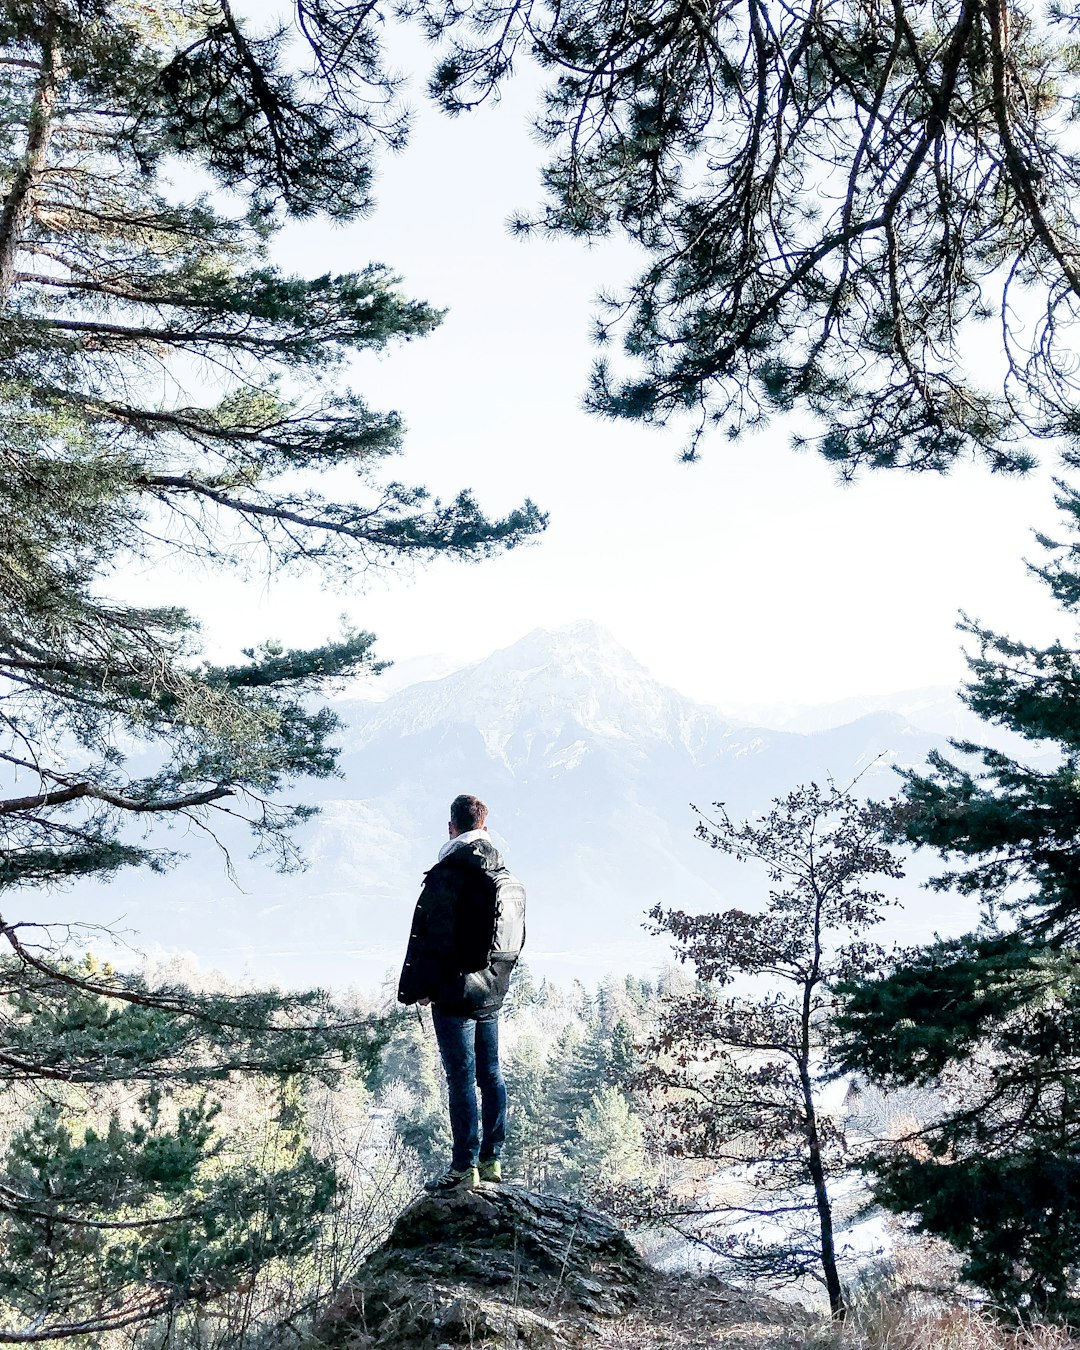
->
xmin=836 ymin=475 xmax=1080 ymax=1322
xmin=608 ymin=1018 xmax=639 ymax=1088
xmin=504 ymin=960 xmax=539 ymax=1016
xmin=502 ymin=1032 xmax=556 ymax=1189
xmin=0 ymin=0 xmax=542 ymax=1336
xmin=548 ymin=1018 xmax=612 ymax=1144
xmin=410 ymin=0 xmax=1080 ymax=472
xmin=1 ymin=0 xmax=541 ymax=910
xmin=645 ymin=785 xmax=904 ymax=1318
xmin=372 ymin=1013 xmax=451 ymax=1171
xmin=564 ymin=1086 xmax=646 ymax=1192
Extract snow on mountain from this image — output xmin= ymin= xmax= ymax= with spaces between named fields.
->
xmin=336 ymin=621 xmax=727 ymax=762
xmin=50 ymin=624 xmax=973 ymax=991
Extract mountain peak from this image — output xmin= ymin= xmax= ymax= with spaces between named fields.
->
xmin=485 ymin=622 xmax=649 ymax=678
xmin=341 ymin=620 xmax=726 ymax=759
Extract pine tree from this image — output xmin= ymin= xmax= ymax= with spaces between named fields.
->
xmin=0 ymin=0 xmax=542 ymax=1336
xmin=503 ymin=960 xmax=539 ymax=1017
xmin=563 ymin=1086 xmax=646 ymax=1192
xmin=502 ymin=1032 xmax=556 ymax=1190
xmin=412 ymin=0 xmax=1078 ymax=472
xmin=372 ymin=1013 xmax=451 ymax=1172
xmin=1 ymin=0 xmax=542 ymax=905
xmin=836 ymin=475 xmax=1080 ymax=1322
xmin=0 ymin=1087 xmax=337 ymax=1339
xmin=608 ymin=1018 xmax=639 ymax=1087
xmin=0 ymin=954 xmax=383 ymax=1338
xmin=534 ymin=978 xmax=564 ymax=1010
xmin=644 ymin=785 xmax=904 ymax=1318
xmin=622 ymin=974 xmax=654 ymax=1015
xmin=548 ymin=1018 xmax=611 ymax=1145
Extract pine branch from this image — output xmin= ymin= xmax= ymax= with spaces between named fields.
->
xmin=0 ymin=781 xmax=233 ymax=816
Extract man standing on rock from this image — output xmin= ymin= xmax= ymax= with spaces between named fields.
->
xmin=398 ymin=794 xmax=527 ymax=1194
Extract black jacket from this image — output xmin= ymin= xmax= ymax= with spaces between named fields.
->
xmin=397 ymin=837 xmax=526 ymax=1017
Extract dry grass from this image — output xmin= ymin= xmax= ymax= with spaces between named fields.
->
xmin=821 ymin=1295 xmax=1080 ymax=1350
xmin=591 ymin=1273 xmax=811 ymax=1350
xmin=589 ymin=1276 xmax=1080 ymax=1350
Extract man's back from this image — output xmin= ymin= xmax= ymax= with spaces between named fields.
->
xmin=398 ymin=834 xmax=525 ymax=1015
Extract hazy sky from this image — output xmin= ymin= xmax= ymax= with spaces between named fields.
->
xmin=128 ymin=11 xmax=1069 ymax=716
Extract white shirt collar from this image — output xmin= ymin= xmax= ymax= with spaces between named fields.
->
xmin=438 ymin=828 xmax=489 ymax=861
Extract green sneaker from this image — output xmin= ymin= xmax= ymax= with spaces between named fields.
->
xmin=424 ymin=1165 xmax=478 ymax=1195
xmin=478 ymin=1158 xmax=502 ymax=1184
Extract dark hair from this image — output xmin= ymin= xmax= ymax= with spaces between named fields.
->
xmin=450 ymin=794 xmax=488 ymax=832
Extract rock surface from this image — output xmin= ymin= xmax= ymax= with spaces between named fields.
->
xmin=313 ymin=1185 xmax=653 ymax=1348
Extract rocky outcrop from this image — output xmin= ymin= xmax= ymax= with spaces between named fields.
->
xmin=313 ymin=1186 xmax=653 ymax=1348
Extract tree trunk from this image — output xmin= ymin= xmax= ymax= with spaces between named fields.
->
xmin=799 ymin=1060 xmax=846 ymax=1319
xmin=0 ymin=32 xmax=62 ymax=307
xmin=800 ymin=867 xmax=846 ymax=1319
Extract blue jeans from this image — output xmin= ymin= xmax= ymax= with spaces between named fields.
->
xmin=432 ymin=1008 xmax=507 ymax=1172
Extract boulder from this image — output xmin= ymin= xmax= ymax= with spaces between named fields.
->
xmin=314 ymin=1185 xmax=653 ymax=1348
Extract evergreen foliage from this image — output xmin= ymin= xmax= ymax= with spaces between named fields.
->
xmin=502 ymin=1030 xmax=558 ymax=1189
xmin=367 ymin=1010 xmax=451 ymax=1172
xmin=407 ymin=0 xmax=1080 ymax=471
xmin=0 ymin=0 xmax=543 ymax=1336
xmin=503 ymin=961 xmax=539 ymax=1016
xmin=0 ymin=0 xmax=542 ymax=900
xmin=542 ymin=1012 xmax=648 ymax=1187
xmin=0 ymin=950 xmax=387 ymax=1339
xmin=548 ymin=1020 xmax=611 ymax=1139
xmin=0 ymin=1091 xmax=334 ymax=1340
xmin=837 ymin=479 xmax=1080 ymax=1323
xmin=563 ymin=1086 xmax=645 ymax=1190
xmin=643 ymin=785 xmax=904 ymax=1318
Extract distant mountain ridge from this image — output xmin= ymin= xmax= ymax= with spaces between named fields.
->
xmin=337 ymin=621 xmax=739 ymax=767
xmin=757 ymin=687 xmax=978 ymax=740
xmin=55 ymin=624 xmax=977 ymax=990
xmin=342 ymin=634 xmax=989 ymax=742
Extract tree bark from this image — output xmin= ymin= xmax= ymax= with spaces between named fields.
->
xmin=0 ymin=32 xmax=62 ymax=307
xmin=798 ymin=1059 xmax=845 ymax=1319
xmin=799 ymin=858 xmax=846 ymax=1320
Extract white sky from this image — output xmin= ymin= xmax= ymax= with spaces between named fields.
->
xmin=124 ymin=14 xmax=1069 ymax=716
